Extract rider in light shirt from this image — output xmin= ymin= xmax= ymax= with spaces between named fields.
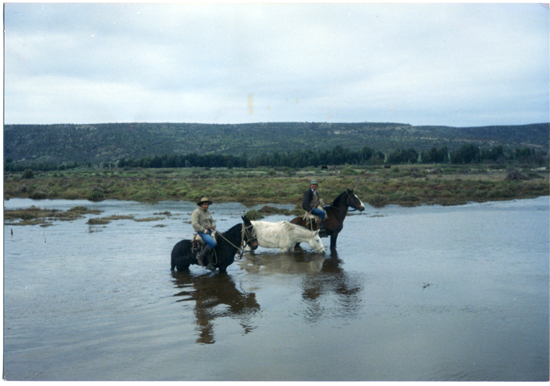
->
xmin=191 ymin=197 xmax=217 ymax=269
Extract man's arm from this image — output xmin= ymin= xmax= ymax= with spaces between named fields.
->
xmin=191 ymin=210 xmax=207 ymax=233
xmin=302 ymin=190 xmax=313 ymax=212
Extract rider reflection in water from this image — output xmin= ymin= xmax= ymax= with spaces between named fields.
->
xmin=302 ymin=180 xmax=328 ymax=237
xmin=191 ymin=197 xmax=217 ymax=270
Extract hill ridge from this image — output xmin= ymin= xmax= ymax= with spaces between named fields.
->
xmin=4 ymin=122 xmax=549 ymax=165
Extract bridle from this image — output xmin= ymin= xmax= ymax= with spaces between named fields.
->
xmin=238 ymin=222 xmax=258 ymax=259
xmin=242 ymin=223 xmax=258 ymax=245
xmin=216 ymin=222 xmax=258 ymax=260
xmin=346 ymin=192 xmax=362 ymax=212
xmin=330 ymin=191 xmax=362 ymax=213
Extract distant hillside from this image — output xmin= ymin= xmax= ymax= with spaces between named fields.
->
xmin=4 ymin=122 xmax=549 ymax=165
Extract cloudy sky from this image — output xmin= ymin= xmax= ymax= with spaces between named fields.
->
xmin=4 ymin=2 xmax=549 ymax=127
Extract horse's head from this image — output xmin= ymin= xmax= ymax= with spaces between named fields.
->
xmin=346 ymin=189 xmax=365 ymax=212
xmin=309 ymin=231 xmax=326 ymax=254
xmin=241 ymin=215 xmax=259 ymax=250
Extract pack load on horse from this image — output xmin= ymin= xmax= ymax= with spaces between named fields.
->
xmin=291 ymin=188 xmax=365 ymax=251
xmin=246 ymin=220 xmax=325 ymax=253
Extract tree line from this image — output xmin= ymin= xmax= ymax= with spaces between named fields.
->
xmin=4 ymin=144 xmax=547 ymax=172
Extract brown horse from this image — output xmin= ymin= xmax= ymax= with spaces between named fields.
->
xmin=290 ymin=189 xmax=365 ymax=251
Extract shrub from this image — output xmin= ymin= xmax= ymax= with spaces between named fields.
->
xmin=369 ymin=194 xmax=388 ymax=208
xmin=244 ymin=209 xmax=264 ymax=220
xmin=22 ymin=169 xmax=34 ymax=179
xmin=505 ymin=168 xmax=529 ymax=181
xmin=258 ymin=205 xmax=292 ymax=216
xmin=30 ymin=190 xmax=47 ymax=199
xmin=88 ymin=190 xmax=105 ymax=201
xmin=340 ymin=166 xmax=357 ymax=175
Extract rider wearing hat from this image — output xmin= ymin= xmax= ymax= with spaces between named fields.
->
xmin=191 ymin=197 xmax=217 ymax=268
xmin=302 ymin=180 xmax=328 ymax=237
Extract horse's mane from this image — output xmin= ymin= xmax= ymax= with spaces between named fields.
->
xmin=216 ymin=223 xmax=242 ymax=244
xmin=282 ymin=221 xmax=317 ymax=236
xmin=331 ymin=191 xmax=349 ymax=207
xmin=282 ymin=221 xmax=295 ymax=232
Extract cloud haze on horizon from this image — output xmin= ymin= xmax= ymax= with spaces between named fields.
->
xmin=4 ymin=3 xmax=549 ymax=127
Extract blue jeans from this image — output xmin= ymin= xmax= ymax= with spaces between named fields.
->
xmin=311 ymin=208 xmax=325 ymax=221
xmin=199 ymin=232 xmax=217 ymax=249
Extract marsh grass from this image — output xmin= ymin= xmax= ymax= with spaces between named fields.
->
xmin=5 ymin=206 xmax=103 ymax=226
xmin=4 ymin=164 xmax=549 ymax=209
xmin=86 ymin=214 xmax=165 ymax=225
xmin=134 ymin=217 xmax=164 ymax=222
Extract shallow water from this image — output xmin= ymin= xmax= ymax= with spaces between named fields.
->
xmin=3 ymin=197 xmax=549 ymax=381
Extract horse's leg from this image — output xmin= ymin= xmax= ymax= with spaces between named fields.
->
xmin=172 ymin=242 xmax=185 ymax=270
xmin=176 ymin=256 xmax=191 ymax=271
xmin=330 ymin=231 xmax=339 ymax=251
xmin=294 ymin=242 xmax=303 ymax=250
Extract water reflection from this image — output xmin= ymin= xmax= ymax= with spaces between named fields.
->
xmin=171 ymin=272 xmax=260 ymax=344
xmin=240 ymin=250 xmax=364 ymax=323
xmin=301 ymin=251 xmax=364 ymax=323
xmin=240 ymin=251 xmax=326 ymax=275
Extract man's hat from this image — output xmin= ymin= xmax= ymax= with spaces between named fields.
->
xmin=197 ymin=197 xmax=213 ymax=206
xmin=310 ymin=180 xmax=318 ymax=185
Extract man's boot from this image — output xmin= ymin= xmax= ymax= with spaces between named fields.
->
xmin=205 ymin=259 xmax=216 ymax=271
xmin=197 ymin=245 xmax=211 ymax=266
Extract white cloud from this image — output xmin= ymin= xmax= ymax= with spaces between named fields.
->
xmin=4 ymin=2 xmax=549 ymax=126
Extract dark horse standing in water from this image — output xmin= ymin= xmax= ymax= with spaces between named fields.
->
xmin=171 ymin=216 xmax=258 ymax=273
xmin=290 ymin=189 xmax=365 ymax=251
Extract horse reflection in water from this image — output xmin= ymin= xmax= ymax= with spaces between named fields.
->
xmin=171 ymin=272 xmax=260 ymax=344
xmin=300 ymin=251 xmax=364 ymax=323
xmin=239 ymin=250 xmax=363 ymax=322
xmin=239 ymin=250 xmax=327 ymax=275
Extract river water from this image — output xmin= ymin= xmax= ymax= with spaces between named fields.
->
xmin=3 ymin=197 xmax=549 ymax=381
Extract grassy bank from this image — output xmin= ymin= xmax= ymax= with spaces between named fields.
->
xmin=4 ymin=164 xmax=549 ymax=208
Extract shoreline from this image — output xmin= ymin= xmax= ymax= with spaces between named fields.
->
xmin=4 ymin=195 xmax=548 ymax=228
xmin=4 ymin=164 xmax=549 ymax=209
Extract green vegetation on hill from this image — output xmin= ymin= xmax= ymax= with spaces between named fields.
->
xmin=4 ymin=122 xmax=549 ymax=166
xmin=5 ymin=122 xmax=548 ymax=209
xmin=5 ymin=143 xmax=547 ymax=173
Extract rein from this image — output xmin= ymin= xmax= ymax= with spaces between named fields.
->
xmin=216 ymin=223 xmax=257 ymax=259
xmin=346 ymin=193 xmax=363 ymax=212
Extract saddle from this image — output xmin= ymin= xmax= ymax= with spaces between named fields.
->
xmin=191 ymin=232 xmax=217 ymax=257
xmin=302 ymin=211 xmax=321 ymax=226
xmin=302 ymin=201 xmax=328 ymax=229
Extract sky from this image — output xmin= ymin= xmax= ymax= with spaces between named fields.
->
xmin=3 ymin=2 xmax=549 ymax=127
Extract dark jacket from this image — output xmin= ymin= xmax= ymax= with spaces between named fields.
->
xmin=302 ymin=188 xmax=320 ymax=212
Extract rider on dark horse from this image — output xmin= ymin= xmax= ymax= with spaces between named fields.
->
xmin=302 ymin=180 xmax=328 ymax=237
xmin=191 ymin=196 xmax=217 ymax=270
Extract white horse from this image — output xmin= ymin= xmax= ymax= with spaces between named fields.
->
xmin=248 ymin=220 xmax=325 ymax=253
